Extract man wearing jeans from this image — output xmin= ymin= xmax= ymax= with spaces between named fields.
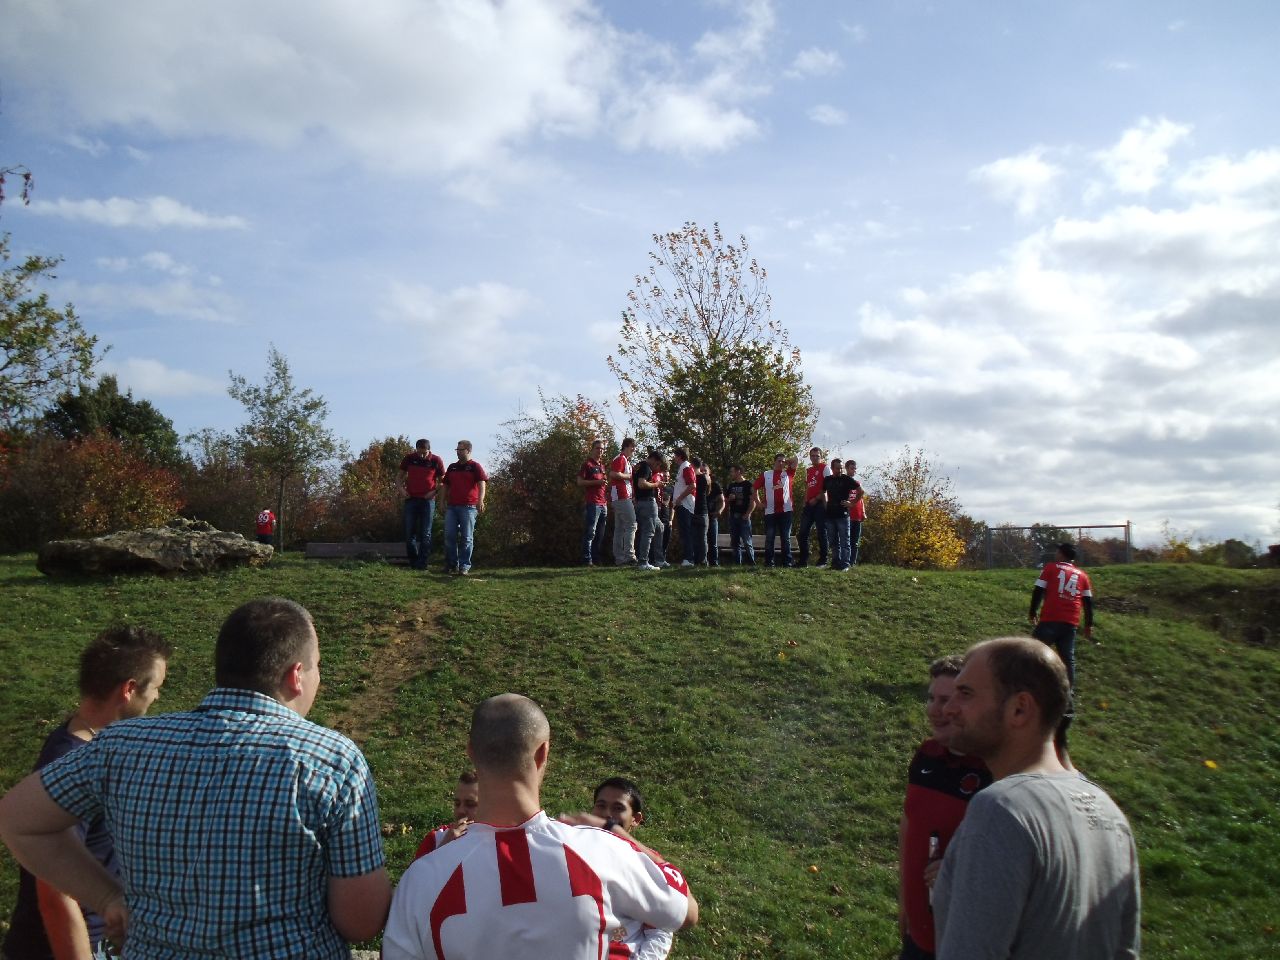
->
xmin=725 ymin=465 xmax=755 ymax=565
xmin=440 ymin=441 xmax=487 ymax=576
xmin=752 ymin=453 xmax=795 ymax=567
xmin=400 ymin=439 xmax=445 ymax=570
xmin=633 ymin=451 xmax=663 ymax=571
xmin=822 ymin=458 xmax=857 ymax=571
xmin=1029 ymin=543 xmax=1093 ymax=688
xmin=670 ymin=448 xmax=698 ymax=567
xmin=847 ymin=460 xmax=866 ymax=566
xmin=608 ymin=438 xmax=638 ymax=566
xmin=796 ymin=447 xmax=831 ymax=567
xmin=576 ymin=439 xmax=608 ymax=566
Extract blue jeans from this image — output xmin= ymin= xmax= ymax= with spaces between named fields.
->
xmin=850 ymin=520 xmax=863 ymax=566
xmin=826 ymin=516 xmax=851 ymax=569
xmin=706 ymin=516 xmax=720 ymax=565
xmin=650 ymin=512 xmax=668 ymax=565
xmin=582 ymin=503 xmax=607 ymax=564
xmin=1033 ymin=620 xmax=1077 ymax=687
xmin=764 ymin=511 xmax=793 ymax=566
xmin=634 ymin=499 xmax=659 ymax=566
xmin=691 ymin=513 xmax=708 ymax=564
xmin=730 ymin=515 xmax=755 ymax=564
xmin=675 ymin=506 xmax=695 ymax=563
xmin=797 ymin=502 xmax=828 ymax=565
xmin=444 ymin=505 xmax=477 ymax=572
xmin=403 ymin=497 xmax=435 ymax=569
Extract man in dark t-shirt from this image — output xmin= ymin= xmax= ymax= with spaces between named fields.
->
xmin=725 ymin=465 xmax=756 ymax=565
xmin=633 ymin=451 xmax=664 ymax=571
xmin=400 ymin=439 xmax=446 ymax=570
xmin=3 ymin=626 xmax=171 ymax=960
xmin=822 ymin=458 xmax=858 ymax=572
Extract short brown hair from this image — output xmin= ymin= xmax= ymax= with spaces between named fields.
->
xmin=79 ymin=625 xmax=173 ymax=699
xmin=928 ymin=654 xmax=966 ymax=679
xmin=972 ymin=637 xmax=1070 ymax=734
xmin=469 ymin=694 xmax=550 ymax=775
xmin=215 ymin=598 xmax=315 ymax=695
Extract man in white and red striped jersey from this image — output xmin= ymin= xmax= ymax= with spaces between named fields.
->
xmin=383 ymin=695 xmax=698 ymax=960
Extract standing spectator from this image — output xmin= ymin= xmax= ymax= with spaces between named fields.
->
xmin=934 ymin=637 xmax=1139 ymax=959
xmin=897 ymin=655 xmax=991 ymax=960
xmin=650 ymin=454 xmax=672 ymax=568
xmin=382 ymin=694 xmax=697 ymax=959
xmin=440 ymin=441 xmax=488 ymax=576
xmin=400 ymin=439 xmax=446 ymax=571
xmin=846 ymin=459 xmax=866 ymax=566
xmin=690 ymin=457 xmax=709 ymax=566
xmin=796 ymin=447 xmax=831 ymax=567
xmin=255 ymin=507 xmax=275 ymax=546
xmin=609 ymin=438 xmax=639 ymax=566
xmin=2 ymin=626 xmax=172 ymax=960
xmin=704 ymin=464 xmax=726 ymax=567
xmin=752 ymin=453 xmax=796 ymax=567
xmin=1029 ymin=543 xmax=1093 ymax=687
xmin=725 ymin=465 xmax=756 ymax=565
xmin=591 ymin=777 xmax=675 ymax=959
xmin=0 ymin=598 xmax=392 ymax=959
xmin=670 ymin=448 xmax=698 ymax=568
xmin=413 ymin=770 xmax=480 ymax=860
xmin=634 ymin=450 xmax=663 ymax=572
xmin=576 ymin=438 xmax=608 ymax=566
xmin=821 ymin=458 xmax=857 ymax=572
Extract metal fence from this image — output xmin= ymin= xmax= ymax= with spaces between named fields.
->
xmin=983 ymin=522 xmax=1133 ymax=569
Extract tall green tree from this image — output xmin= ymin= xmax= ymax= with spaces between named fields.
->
xmin=1 ymin=234 xmax=99 ymax=426
xmin=227 ymin=345 xmax=344 ymax=549
xmin=42 ymin=374 xmax=182 ymax=466
xmin=608 ymin=221 xmax=816 ymax=476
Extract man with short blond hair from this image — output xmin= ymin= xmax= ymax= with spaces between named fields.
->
xmin=933 ymin=637 xmax=1140 ymax=960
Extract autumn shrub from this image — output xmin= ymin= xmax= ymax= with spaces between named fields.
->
xmin=861 ymin=447 xmax=965 ymax=569
xmin=482 ymin=394 xmax=618 ymax=566
xmin=0 ymin=432 xmax=182 ymax=549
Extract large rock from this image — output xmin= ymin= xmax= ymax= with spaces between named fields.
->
xmin=38 ymin=518 xmax=273 ymax=577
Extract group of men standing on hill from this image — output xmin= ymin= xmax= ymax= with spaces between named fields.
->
xmin=399 ymin=438 xmax=488 ymax=576
xmin=576 ymin=440 xmax=867 ymax=570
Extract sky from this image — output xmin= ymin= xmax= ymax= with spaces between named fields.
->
xmin=2 ymin=0 xmax=1278 ymax=547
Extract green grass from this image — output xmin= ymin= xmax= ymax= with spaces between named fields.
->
xmin=1 ymin=556 xmax=1277 ymax=958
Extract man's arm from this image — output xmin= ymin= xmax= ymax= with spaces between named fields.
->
xmin=896 ymin=814 xmax=909 ymax=939
xmin=934 ymin=805 xmax=1030 ymax=960
xmin=633 ymin=925 xmax=675 ymax=960
xmin=0 ymin=775 xmax=126 ymax=943
xmin=476 ymin=480 xmax=486 ymax=514
xmin=37 ymin=878 xmax=93 ymax=960
xmin=1029 ymin=585 xmax=1045 ymax=624
xmin=328 ymin=868 xmax=392 ymax=943
xmin=1082 ymin=595 xmax=1094 ymax=638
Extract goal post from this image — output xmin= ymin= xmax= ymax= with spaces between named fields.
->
xmin=983 ymin=522 xmax=1133 ymax=569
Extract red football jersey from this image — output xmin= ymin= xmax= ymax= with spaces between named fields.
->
xmin=1034 ymin=561 xmax=1093 ymax=625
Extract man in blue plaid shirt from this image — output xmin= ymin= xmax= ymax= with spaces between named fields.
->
xmin=0 ymin=598 xmax=392 ymax=959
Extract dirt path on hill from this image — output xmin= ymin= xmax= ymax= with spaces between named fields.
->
xmin=326 ymin=596 xmax=447 ymax=744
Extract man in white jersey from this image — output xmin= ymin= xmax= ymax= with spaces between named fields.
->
xmin=383 ymin=695 xmax=698 ymax=960
xmin=933 ymin=638 xmax=1140 ymax=960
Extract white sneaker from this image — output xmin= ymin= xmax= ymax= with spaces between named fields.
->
xmin=637 ymin=562 xmax=659 ymax=571
xmin=656 ymin=561 xmax=671 ymax=568
xmin=680 ymin=559 xmax=695 ymax=568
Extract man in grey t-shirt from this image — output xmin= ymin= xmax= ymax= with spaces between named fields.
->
xmin=933 ymin=637 xmax=1140 ymax=960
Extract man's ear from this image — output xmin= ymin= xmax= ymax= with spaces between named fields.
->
xmin=282 ymin=661 xmax=305 ymax=701
xmin=1007 ymin=691 xmax=1039 ymax=730
xmin=533 ymin=740 xmax=550 ymax=772
xmin=631 ymin=810 xmax=645 ymax=828
xmin=120 ymin=678 xmax=140 ymax=703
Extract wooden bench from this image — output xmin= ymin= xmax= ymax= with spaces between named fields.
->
xmin=304 ymin=542 xmax=409 ymax=563
xmin=714 ymin=533 xmax=799 ymax=556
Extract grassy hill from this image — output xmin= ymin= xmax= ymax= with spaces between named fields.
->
xmin=0 ymin=554 xmax=1276 ymax=958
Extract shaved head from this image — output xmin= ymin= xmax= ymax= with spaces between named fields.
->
xmin=967 ymin=636 xmax=1070 ymax=734
xmin=469 ymin=694 xmax=551 ymax=775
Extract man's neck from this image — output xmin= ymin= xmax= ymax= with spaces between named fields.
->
xmin=988 ymin=737 xmax=1068 ymax=781
xmin=475 ymin=782 xmax=542 ymax=827
xmin=72 ymin=698 xmax=118 ymax=738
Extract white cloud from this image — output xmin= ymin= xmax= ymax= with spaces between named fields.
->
xmin=807 ymin=104 xmax=847 ymax=127
xmin=101 ymin=357 xmax=223 ymax=397
xmin=1094 ymin=116 xmax=1192 ymax=194
xmin=1 ymin=0 xmax=773 ymax=177
xmin=66 ymin=278 xmax=241 ymax=324
xmin=807 ymin=131 xmax=1280 ymax=543
xmin=30 ymin=196 xmax=248 ymax=230
xmin=65 ymin=133 xmax=109 ymax=156
xmin=383 ymin=280 xmax=535 ymax=371
xmin=1103 ymin=59 xmax=1136 ymax=72
xmin=786 ymin=47 xmax=842 ymax=79
xmin=840 ymin=22 xmax=868 ymax=43
xmin=971 ymin=148 xmax=1062 ymax=216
